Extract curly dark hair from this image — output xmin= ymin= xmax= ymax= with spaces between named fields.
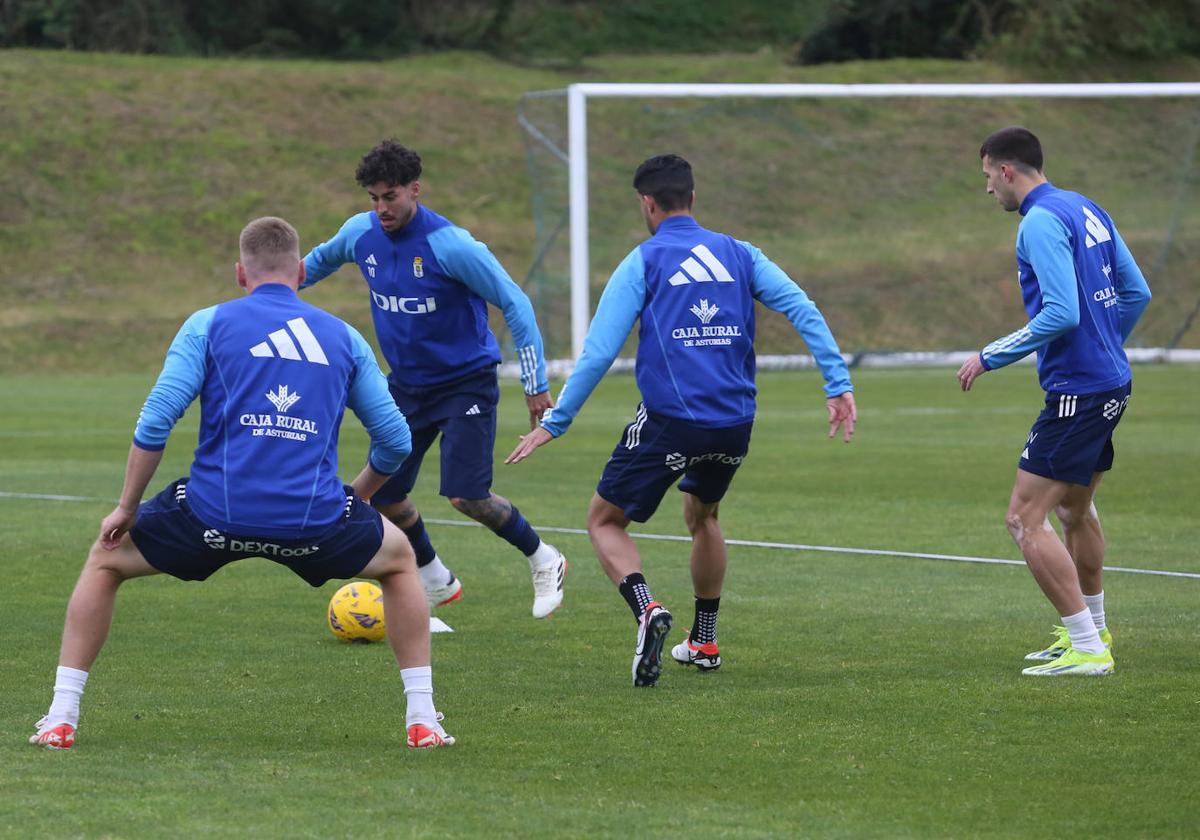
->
xmin=632 ymin=154 xmax=694 ymax=212
xmin=355 ymin=140 xmax=423 ymax=187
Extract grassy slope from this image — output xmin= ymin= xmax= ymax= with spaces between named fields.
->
xmin=2 ymin=48 xmax=1199 ymax=370
xmin=1 ymin=367 xmax=1198 ymax=838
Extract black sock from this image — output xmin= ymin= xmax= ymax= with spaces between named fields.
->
xmin=618 ymin=572 xmax=653 ymax=620
xmin=690 ymin=597 xmax=720 ymax=645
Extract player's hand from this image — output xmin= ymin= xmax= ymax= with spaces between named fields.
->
xmin=957 ymin=354 xmax=987 ymax=392
xmin=525 ymin=390 xmax=555 ymax=430
xmin=505 ymin=426 xmax=554 ymax=464
xmin=99 ymin=505 xmax=137 ymax=550
xmin=827 ymin=392 xmax=857 ymax=443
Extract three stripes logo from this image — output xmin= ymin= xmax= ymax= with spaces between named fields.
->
xmin=249 ymin=318 xmax=330 ymax=366
xmin=365 ymin=253 xmax=377 ymax=278
xmin=624 ymin=403 xmax=648 ymax=450
xmin=465 ymin=404 xmax=481 ymax=416
xmin=667 ymin=244 xmax=737 ymax=286
xmin=1057 ymin=394 xmax=1078 ymax=418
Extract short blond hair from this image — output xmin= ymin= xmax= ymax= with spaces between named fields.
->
xmin=239 ymin=217 xmax=300 ymax=278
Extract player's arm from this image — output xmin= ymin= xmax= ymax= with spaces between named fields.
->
xmin=741 ymin=241 xmax=856 ymax=442
xmin=962 ymin=210 xmax=1080 ymax=390
xmin=344 ymin=324 xmax=412 ymax=500
xmin=1112 ymin=224 xmax=1152 ymax=341
xmin=505 ymin=248 xmax=646 ymax=463
xmin=300 ymin=214 xmax=372 ymax=290
xmin=102 ymin=309 xmax=212 ymax=547
xmin=429 ymin=226 xmax=552 ymax=422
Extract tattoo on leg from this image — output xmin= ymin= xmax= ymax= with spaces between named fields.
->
xmin=453 ymin=494 xmax=513 ymax=530
xmin=387 ymin=498 xmax=420 ymax=529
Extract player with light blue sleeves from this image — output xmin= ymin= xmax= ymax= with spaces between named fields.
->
xmin=507 ymin=154 xmax=857 ymax=687
xmin=31 ymin=217 xmax=455 ymax=751
xmin=302 ymin=140 xmax=567 ymax=620
xmin=960 ymin=127 xmax=1152 ymax=677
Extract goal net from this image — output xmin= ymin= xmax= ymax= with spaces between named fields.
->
xmin=516 ymin=83 xmax=1200 ymax=366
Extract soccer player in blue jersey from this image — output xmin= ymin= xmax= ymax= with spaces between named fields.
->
xmin=30 ymin=218 xmax=454 ymax=750
xmin=303 ymin=140 xmax=566 ymax=619
xmin=506 ymin=154 xmax=857 ymax=686
xmin=959 ymin=127 xmax=1152 ymax=676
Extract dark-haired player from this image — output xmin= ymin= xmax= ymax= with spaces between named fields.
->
xmin=959 ymin=126 xmax=1152 ymax=676
xmin=303 ymin=140 xmax=566 ymax=619
xmin=507 ymin=154 xmax=856 ymax=686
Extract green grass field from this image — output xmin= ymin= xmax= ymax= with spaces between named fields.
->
xmin=2 ymin=365 xmax=1198 ymax=838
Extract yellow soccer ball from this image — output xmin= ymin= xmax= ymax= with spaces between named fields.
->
xmin=328 ymin=581 xmax=386 ymax=643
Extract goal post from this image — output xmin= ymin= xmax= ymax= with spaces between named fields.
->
xmin=518 ymin=81 xmax=1200 ymax=362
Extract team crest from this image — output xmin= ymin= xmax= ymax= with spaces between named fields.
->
xmin=413 ymin=256 xmax=424 ymax=278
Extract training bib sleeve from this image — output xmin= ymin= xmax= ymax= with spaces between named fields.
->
xmin=429 ymin=225 xmax=549 ymax=396
xmin=302 ymin=213 xmax=373 ymax=289
xmin=540 ymin=248 xmax=646 ymax=438
xmin=344 ymin=325 xmax=412 ymax=474
xmin=981 ymin=209 xmax=1080 ymax=371
xmin=133 ymin=307 xmax=215 ymax=451
xmin=740 ymin=241 xmax=852 ymax=397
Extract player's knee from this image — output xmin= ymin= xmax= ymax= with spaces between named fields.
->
xmin=447 ymin=496 xmax=470 ymax=515
xmin=1004 ymin=510 xmax=1033 ymax=544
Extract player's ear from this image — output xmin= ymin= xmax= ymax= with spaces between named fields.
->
xmin=296 ymin=259 xmax=306 ymax=287
xmin=236 ymin=262 xmax=248 ymax=290
xmin=411 ymin=180 xmax=421 ymax=200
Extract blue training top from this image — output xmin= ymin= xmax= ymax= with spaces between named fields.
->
xmin=302 ymin=205 xmax=549 ymax=395
xmin=980 ymin=182 xmax=1151 ymax=393
xmin=133 ymin=283 xmax=412 ymax=540
xmin=542 ymin=215 xmax=852 ymax=436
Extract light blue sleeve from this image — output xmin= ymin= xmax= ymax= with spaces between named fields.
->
xmin=429 ymin=225 xmax=549 ymax=395
xmin=301 ymin=213 xmax=372 ymax=289
xmin=344 ymin=325 xmax=412 ymax=474
xmin=1112 ymin=224 xmax=1152 ymax=341
xmin=133 ymin=307 xmax=215 ymax=451
xmin=540 ymin=248 xmax=646 ymax=438
xmin=739 ymin=241 xmax=853 ymax=398
xmin=981 ymin=209 xmax=1080 ymax=370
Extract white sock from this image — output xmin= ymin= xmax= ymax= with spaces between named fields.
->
xmin=1062 ymin=607 xmax=1105 ymax=654
xmin=528 ymin=541 xmax=559 ymax=569
xmin=400 ymin=665 xmax=436 ymax=728
xmin=417 ymin=556 xmax=453 ymax=588
xmin=47 ymin=666 xmax=88 ymax=728
xmin=1083 ymin=591 xmax=1106 ymax=631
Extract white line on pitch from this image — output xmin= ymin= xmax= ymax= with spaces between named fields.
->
xmin=2 ymin=491 xmax=1195 ymax=581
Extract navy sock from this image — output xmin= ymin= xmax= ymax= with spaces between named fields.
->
xmin=690 ymin=597 xmax=720 ymax=645
xmin=399 ymin=515 xmax=437 ymax=568
xmin=494 ymin=504 xmax=541 ymax=556
xmin=618 ymin=572 xmax=653 ymax=621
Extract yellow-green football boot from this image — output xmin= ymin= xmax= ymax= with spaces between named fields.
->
xmin=1021 ymin=645 xmax=1114 ymax=676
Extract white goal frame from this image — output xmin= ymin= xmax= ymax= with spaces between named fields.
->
xmin=562 ymin=82 xmax=1200 ymax=358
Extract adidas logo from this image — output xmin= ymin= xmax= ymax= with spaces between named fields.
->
xmin=667 ymin=243 xmax=736 ymax=286
xmin=249 ymin=317 xmax=330 ymax=366
xmin=365 ymin=253 xmax=377 ymax=279
xmin=1082 ymin=207 xmax=1112 ymax=249
xmin=465 ymin=404 xmax=481 ymax=416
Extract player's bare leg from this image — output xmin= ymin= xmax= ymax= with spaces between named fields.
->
xmin=32 ymin=536 xmax=158 ymax=748
xmin=359 ymin=518 xmax=453 ymax=747
xmin=673 ymin=493 xmax=725 ymax=671
xmin=59 ymin=536 xmax=160 ymax=671
xmin=1056 ymin=472 xmax=1106 ymax=596
xmin=587 ymin=493 xmax=671 ymax=686
xmin=586 ymin=493 xmax=640 ymax=584
xmin=376 ymin=497 xmax=461 ymax=609
xmin=1009 ymin=469 xmax=1109 ymax=672
xmin=452 ymin=492 xmax=566 ymax=618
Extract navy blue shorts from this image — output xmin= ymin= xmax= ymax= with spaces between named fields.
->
xmin=130 ymin=479 xmax=384 ymax=587
xmin=372 ymin=368 xmax=499 ymax=505
xmin=597 ymin=403 xmax=753 ymax=523
xmin=1020 ymin=382 xmax=1132 ymax=486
